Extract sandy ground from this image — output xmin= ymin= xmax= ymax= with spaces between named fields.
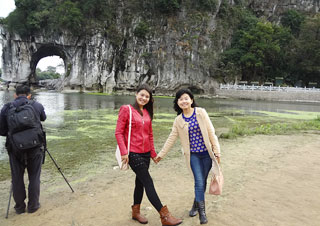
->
xmin=0 ymin=132 xmax=320 ymax=226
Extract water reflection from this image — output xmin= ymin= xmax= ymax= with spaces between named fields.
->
xmin=23 ymin=92 xmax=320 ymax=116
xmin=0 ymin=91 xmax=14 ymax=160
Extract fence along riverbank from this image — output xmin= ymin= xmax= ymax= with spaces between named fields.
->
xmin=217 ymin=84 xmax=320 ymax=102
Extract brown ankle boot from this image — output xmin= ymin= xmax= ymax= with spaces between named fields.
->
xmin=132 ymin=204 xmax=148 ymax=224
xmin=159 ymin=205 xmax=182 ymax=226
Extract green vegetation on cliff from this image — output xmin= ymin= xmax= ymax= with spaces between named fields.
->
xmin=4 ymin=0 xmax=117 ymax=36
xmin=220 ymin=10 xmax=320 ymax=87
xmin=2 ymin=0 xmax=319 ymax=87
xmin=3 ymin=0 xmax=221 ymax=36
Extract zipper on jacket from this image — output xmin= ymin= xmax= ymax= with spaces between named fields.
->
xmin=141 ymin=114 xmax=145 ymax=152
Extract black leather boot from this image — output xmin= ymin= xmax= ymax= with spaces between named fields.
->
xmin=189 ymin=199 xmax=198 ymax=217
xmin=198 ymin=201 xmax=208 ymax=224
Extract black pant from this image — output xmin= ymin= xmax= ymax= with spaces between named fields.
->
xmin=8 ymin=148 xmax=43 ymax=212
xmin=129 ymin=152 xmax=163 ymax=212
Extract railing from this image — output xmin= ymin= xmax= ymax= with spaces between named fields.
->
xmin=220 ymin=84 xmax=320 ymax=92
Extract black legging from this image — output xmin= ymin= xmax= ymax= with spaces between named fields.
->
xmin=129 ymin=152 xmax=163 ymax=212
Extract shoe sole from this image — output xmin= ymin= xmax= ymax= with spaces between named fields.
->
xmin=162 ymin=222 xmax=182 ymax=226
xmin=27 ymin=208 xmax=40 ymax=213
xmin=132 ymin=217 xmax=148 ymax=224
xmin=15 ymin=210 xmax=26 ymax=214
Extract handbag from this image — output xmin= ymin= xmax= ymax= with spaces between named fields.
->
xmin=115 ymin=105 xmax=132 ymax=170
xmin=209 ymin=163 xmax=224 ymax=195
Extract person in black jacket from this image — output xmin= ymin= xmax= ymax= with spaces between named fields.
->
xmin=0 ymin=85 xmax=46 ymax=214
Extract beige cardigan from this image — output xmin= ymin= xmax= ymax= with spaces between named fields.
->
xmin=158 ymin=107 xmax=221 ymax=174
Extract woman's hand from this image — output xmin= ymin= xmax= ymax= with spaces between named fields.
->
xmin=215 ymin=156 xmax=221 ymax=164
xmin=121 ymin=154 xmax=129 ymax=165
xmin=153 ymin=156 xmax=162 ymax=164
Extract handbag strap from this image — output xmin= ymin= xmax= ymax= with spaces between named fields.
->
xmin=127 ymin=105 xmax=132 ymax=153
xmin=212 ymin=158 xmax=222 ymax=176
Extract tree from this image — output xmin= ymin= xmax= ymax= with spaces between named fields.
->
xmin=54 ymin=1 xmax=84 ymax=35
xmin=5 ymin=9 xmax=29 ymax=36
xmin=198 ymin=0 xmax=218 ymax=12
xmin=5 ymin=0 xmax=55 ymax=36
xmin=223 ymin=20 xmax=292 ymax=82
xmin=281 ymin=10 xmax=304 ymax=37
xmin=155 ymin=0 xmax=180 ymax=14
xmin=134 ymin=21 xmax=150 ymax=39
xmin=36 ymin=67 xmax=61 ymax=80
xmin=288 ymin=14 xmax=320 ymax=86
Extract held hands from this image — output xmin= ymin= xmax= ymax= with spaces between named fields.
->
xmin=121 ymin=154 xmax=129 ymax=165
xmin=153 ymin=155 xmax=162 ymax=164
xmin=122 ymin=154 xmax=161 ymax=165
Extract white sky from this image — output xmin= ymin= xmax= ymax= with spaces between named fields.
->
xmin=0 ymin=0 xmax=15 ymax=18
xmin=0 ymin=0 xmax=64 ymax=73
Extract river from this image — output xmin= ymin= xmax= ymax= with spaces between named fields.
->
xmin=0 ymin=91 xmax=319 ymax=180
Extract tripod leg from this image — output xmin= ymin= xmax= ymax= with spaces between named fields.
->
xmin=46 ymin=149 xmax=74 ymax=193
xmin=5 ymin=184 xmax=13 ymax=219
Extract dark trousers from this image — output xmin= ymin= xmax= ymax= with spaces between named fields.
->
xmin=8 ymin=148 xmax=43 ymax=212
xmin=129 ymin=152 xmax=163 ymax=212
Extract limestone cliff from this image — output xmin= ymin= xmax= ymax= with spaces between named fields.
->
xmin=0 ymin=0 xmax=318 ymax=94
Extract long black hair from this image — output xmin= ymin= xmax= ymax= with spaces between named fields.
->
xmin=173 ymin=88 xmax=198 ymax=115
xmin=133 ymin=84 xmax=154 ymax=120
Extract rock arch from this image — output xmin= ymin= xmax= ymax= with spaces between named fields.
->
xmin=0 ymin=27 xmax=116 ymax=92
xmin=30 ymin=45 xmax=67 ymax=84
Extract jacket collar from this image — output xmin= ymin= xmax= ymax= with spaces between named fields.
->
xmin=15 ymin=96 xmax=28 ymax=101
xmin=13 ymin=96 xmax=29 ymax=107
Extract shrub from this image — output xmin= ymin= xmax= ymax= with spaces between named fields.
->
xmin=281 ymin=10 xmax=305 ymax=37
xmin=155 ymin=0 xmax=180 ymax=14
xmin=134 ymin=21 xmax=150 ymax=39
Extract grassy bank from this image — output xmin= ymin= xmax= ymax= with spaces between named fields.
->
xmin=219 ymin=111 xmax=320 ymax=139
xmin=0 ymin=108 xmax=319 ymax=181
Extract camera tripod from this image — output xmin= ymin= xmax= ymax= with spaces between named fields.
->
xmin=5 ymin=144 xmax=74 ymax=219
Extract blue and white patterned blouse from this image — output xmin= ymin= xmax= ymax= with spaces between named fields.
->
xmin=182 ymin=108 xmax=208 ymax=154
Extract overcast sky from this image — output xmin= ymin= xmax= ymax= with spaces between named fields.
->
xmin=0 ymin=0 xmax=15 ymax=18
xmin=0 ymin=0 xmax=64 ymax=73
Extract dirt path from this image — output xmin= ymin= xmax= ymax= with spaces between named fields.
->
xmin=1 ymin=132 xmax=320 ymax=226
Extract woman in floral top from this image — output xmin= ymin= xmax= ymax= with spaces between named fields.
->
xmin=155 ymin=89 xmax=221 ymax=225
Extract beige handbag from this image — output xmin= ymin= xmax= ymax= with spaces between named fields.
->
xmin=209 ymin=163 xmax=224 ymax=195
xmin=115 ymin=105 xmax=132 ymax=170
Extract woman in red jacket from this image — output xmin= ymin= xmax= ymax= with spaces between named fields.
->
xmin=115 ymin=84 xmax=182 ymax=226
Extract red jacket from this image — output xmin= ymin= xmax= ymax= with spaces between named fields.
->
xmin=115 ymin=105 xmax=157 ymax=158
